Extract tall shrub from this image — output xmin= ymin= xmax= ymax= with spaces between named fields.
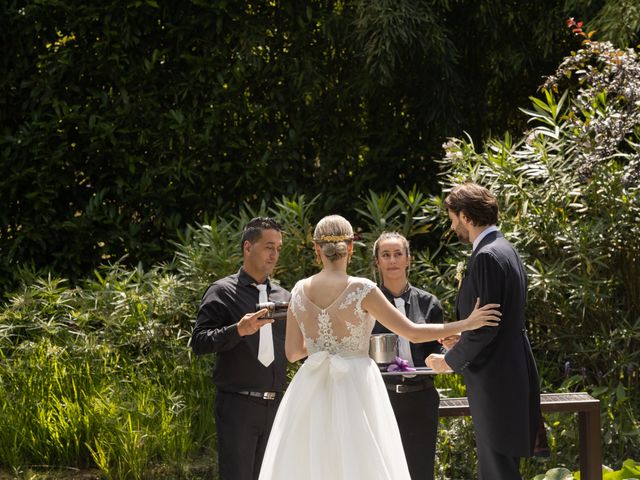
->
xmin=1 ymin=0 xmax=628 ymax=293
xmin=429 ymin=37 xmax=640 ymax=469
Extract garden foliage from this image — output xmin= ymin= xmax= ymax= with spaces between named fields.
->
xmin=1 ymin=0 xmax=630 ymax=293
xmin=1 ymin=14 xmax=639 ymax=480
xmin=434 ymin=35 xmax=640 ymax=476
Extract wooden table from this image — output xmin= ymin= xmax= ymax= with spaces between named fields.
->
xmin=438 ymin=392 xmax=602 ymax=480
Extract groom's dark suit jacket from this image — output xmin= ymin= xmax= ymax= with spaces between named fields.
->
xmin=444 ymin=231 xmax=540 ymax=457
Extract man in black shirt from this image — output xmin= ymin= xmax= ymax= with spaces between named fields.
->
xmin=191 ymin=217 xmax=291 ymax=480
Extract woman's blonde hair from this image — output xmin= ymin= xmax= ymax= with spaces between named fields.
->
xmin=313 ymin=215 xmax=353 ymax=262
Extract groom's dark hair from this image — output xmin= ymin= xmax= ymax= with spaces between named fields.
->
xmin=240 ymin=217 xmax=284 ymax=252
xmin=444 ymin=183 xmax=499 ymax=226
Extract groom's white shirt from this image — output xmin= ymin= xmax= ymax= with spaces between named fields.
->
xmin=472 ymin=225 xmax=498 ymax=252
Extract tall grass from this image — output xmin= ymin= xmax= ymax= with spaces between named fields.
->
xmin=0 ymin=269 xmax=216 ymax=479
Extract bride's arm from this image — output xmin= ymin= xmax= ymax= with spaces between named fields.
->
xmin=362 ymin=287 xmax=501 ymax=343
xmin=285 ymin=307 xmax=307 ymax=362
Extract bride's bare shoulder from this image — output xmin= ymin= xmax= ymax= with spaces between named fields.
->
xmin=303 ymin=274 xmax=322 ymax=286
xmin=348 ymin=276 xmax=376 ymax=288
xmin=298 ymin=274 xmax=326 ymax=294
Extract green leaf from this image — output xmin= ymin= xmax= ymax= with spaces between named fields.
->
xmin=542 ymin=467 xmax=575 ymax=480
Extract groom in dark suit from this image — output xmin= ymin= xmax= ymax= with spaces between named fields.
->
xmin=427 ymin=183 xmax=540 ymax=479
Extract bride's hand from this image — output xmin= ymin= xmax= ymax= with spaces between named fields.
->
xmin=438 ymin=335 xmax=460 ymax=350
xmin=464 ymin=298 xmax=501 ymax=331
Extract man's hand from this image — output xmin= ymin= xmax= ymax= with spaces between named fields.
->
xmin=438 ymin=334 xmax=460 ymax=350
xmin=237 ymin=308 xmax=274 ymax=337
xmin=426 ymin=353 xmax=452 ymax=373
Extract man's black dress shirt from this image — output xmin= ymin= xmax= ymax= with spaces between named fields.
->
xmin=191 ymin=268 xmax=291 ymax=393
xmin=372 ymin=283 xmax=444 ymax=387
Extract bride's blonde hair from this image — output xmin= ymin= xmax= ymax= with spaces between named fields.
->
xmin=313 ymin=215 xmax=353 ymax=262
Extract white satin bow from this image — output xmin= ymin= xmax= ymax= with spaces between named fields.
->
xmin=305 ymin=351 xmax=350 ymax=379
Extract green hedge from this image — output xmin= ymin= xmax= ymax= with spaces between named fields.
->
xmin=1 ymin=13 xmax=639 ymax=478
xmin=1 ymin=0 xmax=623 ymax=293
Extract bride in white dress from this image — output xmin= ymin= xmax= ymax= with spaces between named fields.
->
xmin=258 ymin=215 xmax=501 ymax=480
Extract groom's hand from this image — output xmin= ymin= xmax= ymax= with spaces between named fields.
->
xmin=426 ymin=353 xmax=451 ymax=373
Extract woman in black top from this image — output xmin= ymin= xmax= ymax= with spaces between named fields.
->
xmin=371 ymin=232 xmax=443 ymax=480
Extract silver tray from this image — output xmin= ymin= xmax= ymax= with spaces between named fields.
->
xmin=379 ymin=367 xmax=452 ymax=376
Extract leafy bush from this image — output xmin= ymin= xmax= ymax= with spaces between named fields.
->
xmin=0 ymin=270 xmax=214 ymax=479
xmin=429 ymin=36 xmax=640 ymax=475
xmin=533 ymin=458 xmax=640 ymax=479
xmin=1 ymin=32 xmax=639 ymax=480
xmin=1 ymin=0 xmax=630 ymax=294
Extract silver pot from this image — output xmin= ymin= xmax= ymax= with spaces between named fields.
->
xmin=369 ymin=333 xmax=398 ymax=365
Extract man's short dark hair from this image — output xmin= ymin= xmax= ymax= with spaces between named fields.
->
xmin=444 ymin=183 xmax=499 ymax=226
xmin=240 ymin=217 xmax=284 ymax=252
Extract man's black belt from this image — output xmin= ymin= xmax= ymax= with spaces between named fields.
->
xmin=236 ymin=390 xmax=280 ymax=400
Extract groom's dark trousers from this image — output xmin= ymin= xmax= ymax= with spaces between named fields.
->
xmin=476 ymin=432 xmax=521 ymax=479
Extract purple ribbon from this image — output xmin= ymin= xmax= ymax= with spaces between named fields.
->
xmin=386 ymin=356 xmax=416 ymax=373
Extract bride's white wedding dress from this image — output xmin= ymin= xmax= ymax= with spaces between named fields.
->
xmin=258 ymin=277 xmax=411 ymax=480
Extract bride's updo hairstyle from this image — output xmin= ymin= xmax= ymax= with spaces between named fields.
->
xmin=313 ymin=215 xmax=354 ymax=263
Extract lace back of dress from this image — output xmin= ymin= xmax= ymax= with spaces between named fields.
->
xmin=290 ymin=278 xmax=376 ymax=355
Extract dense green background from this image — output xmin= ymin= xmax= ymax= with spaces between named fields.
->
xmin=1 ymin=1 xmax=640 ymax=478
xmin=3 ymin=0 xmax=638 ymax=292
